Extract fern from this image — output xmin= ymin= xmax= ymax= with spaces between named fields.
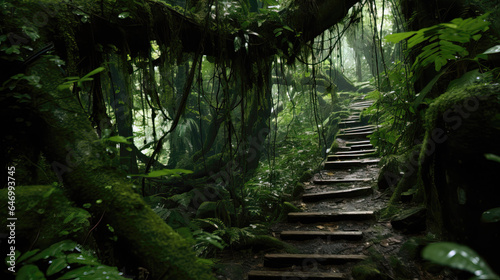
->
xmin=386 ymin=13 xmax=490 ymax=73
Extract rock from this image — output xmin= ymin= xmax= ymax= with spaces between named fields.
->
xmin=391 ymin=206 xmax=426 ymax=233
xmin=377 ymin=156 xmax=402 ymax=190
xmin=352 ymin=263 xmax=389 ymax=280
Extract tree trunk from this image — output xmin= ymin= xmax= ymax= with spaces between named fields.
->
xmin=30 ymin=57 xmax=213 ymax=280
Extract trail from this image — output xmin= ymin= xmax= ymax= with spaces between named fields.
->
xmin=247 ymin=96 xmax=392 ymax=279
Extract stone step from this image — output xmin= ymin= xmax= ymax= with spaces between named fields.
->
xmin=248 ymin=270 xmax=346 ymax=280
xmin=337 ymin=131 xmax=374 ymax=139
xmin=335 ymin=149 xmax=376 ymax=155
xmin=280 ymin=230 xmax=363 ymax=241
xmin=313 ymin=178 xmax=373 ymax=184
xmin=302 ymin=187 xmax=373 ymax=202
xmin=263 ymin=254 xmax=367 ymax=268
xmin=327 ymin=153 xmax=375 ymax=161
xmin=324 ymin=159 xmax=380 ymax=169
xmin=288 ymin=211 xmax=375 ymax=223
xmin=345 ymin=140 xmax=371 ymax=146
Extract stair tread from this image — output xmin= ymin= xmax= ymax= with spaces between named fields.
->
xmin=303 ymin=186 xmax=372 ymax=200
xmin=288 ymin=211 xmax=375 ymax=223
xmin=263 ymin=254 xmax=367 ymax=268
xmin=325 ymin=159 xmax=380 ymax=165
xmin=345 ymin=140 xmax=371 ymax=145
xmin=335 ymin=149 xmax=376 ymax=155
xmin=248 ymin=270 xmax=346 ymax=280
xmin=313 ymin=178 xmax=373 ymax=184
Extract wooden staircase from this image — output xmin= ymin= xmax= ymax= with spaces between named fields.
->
xmin=247 ymin=96 xmax=379 ymax=280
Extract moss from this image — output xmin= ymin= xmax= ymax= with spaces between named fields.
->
xmin=240 ymin=235 xmax=298 ymax=253
xmin=351 ymin=262 xmax=387 ymax=280
xmin=0 ymin=185 xmax=90 ymax=251
xmin=292 ymin=182 xmax=305 ymax=198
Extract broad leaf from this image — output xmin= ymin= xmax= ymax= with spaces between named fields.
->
xmin=106 ymin=135 xmax=131 ymax=144
xmin=422 ymin=242 xmax=499 ymax=278
xmin=46 ymin=257 xmax=67 ymax=276
xmin=29 ymin=240 xmax=77 ymax=262
xmin=483 ymin=45 xmax=500 ymax=55
xmin=17 ymin=264 xmax=46 ymax=280
xmin=447 ymin=69 xmax=482 ymax=91
xmin=385 ymin=31 xmax=416 ymax=43
xmin=481 ymin=207 xmax=500 ymax=223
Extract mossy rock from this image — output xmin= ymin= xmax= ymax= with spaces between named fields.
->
xmin=0 ymin=185 xmax=90 ymax=251
xmin=239 ymin=235 xmax=298 ymax=253
xmin=292 ymin=182 xmax=305 ymax=198
xmin=351 ymin=262 xmax=389 ymax=280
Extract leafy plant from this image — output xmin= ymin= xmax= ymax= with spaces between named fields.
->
xmin=422 ymin=242 xmax=499 ymax=279
xmin=386 ymin=14 xmax=490 ymax=73
xmin=9 ymin=240 xmax=126 ymax=279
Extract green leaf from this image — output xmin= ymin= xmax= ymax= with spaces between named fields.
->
xmin=118 ymin=12 xmax=130 ymax=19
xmin=447 ymin=69 xmax=482 ymax=91
xmin=66 ymin=253 xmax=100 ymax=265
xmin=17 ymin=264 xmax=46 ymax=280
xmin=58 ymin=265 xmax=125 ymax=279
xmin=422 ymin=242 xmax=499 ymax=278
xmin=46 ymin=257 xmax=67 ymax=276
xmin=81 ymin=67 xmax=105 ymax=80
xmin=385 ymin=31 xmax=416 ymax=43
xmin=483 ymin=45 xmax=500 ymax=55
xmin=17 ymin=249 xmax=39 ymax=263
xmin=29 ymin=240 xmax=77 ymax=262
xmin=106 ymin=136 xmax=131 ymax=144
xmin=481 ymin=208 xmax=500 ymax=223
xmin=485 ymin=153 xmax=500 ymax=163
xmin=130 ymin=168 xmax=193 ymax=178
xmin=234 ymin=37 xmax=242 ymax=52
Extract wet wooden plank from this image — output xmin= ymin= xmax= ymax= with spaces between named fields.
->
xmin=327 ymin=153 xmax=375 ymax=161
xmin=312 ymin=178 xmax=373 ymax=184
xmin=335 ymin=149 xmax=376 ymax=155
xmin=302 ymin=187 xmax=373 ymax=202
xmin=345 ymin=140 xmax=371 ymax=145
xmin=337 ymin=131 xmax=374 ymax=139
xmin=280 ymin=230 xmax=363 ymax=240
xmin=248 ymin=270 xmax=346 ymax=280
xmin=324 ymin=159 xmax=380 ymax=169
xmin=342 ymin=125 xmax=375 ymax=132
xmin=264 ymin=254 xmax=367 ymax=268
xmin=288 ymin=211 xmax=375 ymax=223
xmin=349 ymin=144 xmax=374 ymax=150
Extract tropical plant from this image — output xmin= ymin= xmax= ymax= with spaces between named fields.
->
xmin=10 ymin=240 xmax=126 ymax=280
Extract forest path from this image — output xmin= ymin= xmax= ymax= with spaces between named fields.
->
xmin=247 ymin=96 xmax=389 ymax=280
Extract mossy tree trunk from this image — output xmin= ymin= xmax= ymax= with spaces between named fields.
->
xmin=29 ymin=57 xmax=213 ymax=280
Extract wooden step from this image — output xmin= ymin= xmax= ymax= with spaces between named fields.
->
xmin=264 ymin=254 xmax=367 ymax=268
xmin=302 ymin=187 xmax=373 ymax=202
xmin=248 ymin=270 xmax=346 ymax=280
xmin=345 ymin=140 xmax=371 ymax=146
xmin=339 ymin=120 xmax=361 ymax=128
xmin=349 ymin=144 xmax=374 ymax=150
xmin=313 ymin=178 xmax=373 ymax=184
xmin=288 ymin=211 xmax=375 ymax=223
xmin=337 ymin=131 xmax=373 ymax=139
xmin=342 ymin=125 xmax=375 ymax=132
xmin=280 ymin=230 xmax=363 ymax=241
xmin=324 ymin=159 xmax=380 ymax=169
xmin=335 ymin=149 xmax=376 ymax=155
xmin=327 ymin=152 xmax=375 ymax=161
